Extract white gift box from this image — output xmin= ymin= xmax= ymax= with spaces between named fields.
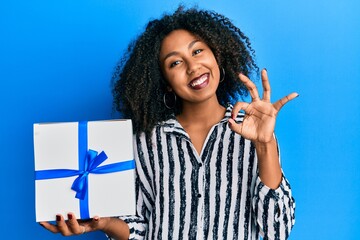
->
xmin=34 ymin=119 xmax=136 ymax=222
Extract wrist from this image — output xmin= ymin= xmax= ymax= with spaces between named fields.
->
xmin=99 ymin=217 xmax=115 ymax=232
xmin=254 ymin=134 xmax=276 ymax=151
xmin=100 ymin=217 xmax=130 ymax=240
xmin=255 ymin=134 xmax=282 ymax=189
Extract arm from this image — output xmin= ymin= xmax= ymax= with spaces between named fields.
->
xmin=252 ymin=172 xmax=296 ymax=239
xmin=102 ymin=218 xmax=131 ymax=240
xmin=228 ymin=69 xmax=297 ymax=238
xmin=253 ymin=137 xmax=295 ymax=239
xmin=254 ymin=135 xmax=282 ymax=189
xmin=109 ymin=173 xmax=149 ymax=240
xmin=228 ymin=69 xmax=298 ymax=189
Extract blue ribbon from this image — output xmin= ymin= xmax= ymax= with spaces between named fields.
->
xmin=35 ymin=121 xmax=135 ymax=219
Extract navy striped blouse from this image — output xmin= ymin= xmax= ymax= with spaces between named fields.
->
xmin=113 ymin=106 xmax=295 ymax=240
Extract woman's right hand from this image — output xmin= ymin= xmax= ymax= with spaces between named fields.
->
xmin=40 ymin=213 xmax=130 ymax=239
xmin=39 ymin=213 xmax=110 ymax=236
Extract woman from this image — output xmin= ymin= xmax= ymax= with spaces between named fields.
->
xmin=41 ymin=6 xmax=297 ymax=240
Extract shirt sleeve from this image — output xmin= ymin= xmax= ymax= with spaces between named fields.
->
xmin=107 ymin=173 xmax=150 ymax=240
xmin=120 ymin=176 xmax=149 ymax=240
xmin=252 ymin=175 xmax=296 ymax=240
xmin=107 ymin=133 xmax=154 ymax=240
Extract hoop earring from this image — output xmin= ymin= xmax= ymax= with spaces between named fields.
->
xmin=220 ymin=67 xmax=225 ymax=83
xmin=163 ymin=91 xmax=177 ymax=109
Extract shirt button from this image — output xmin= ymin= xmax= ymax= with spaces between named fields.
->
xmin=197 ymin=194 xmax=202 ymax=198
xmin=199 ymin=163 xmax=203 ymax=167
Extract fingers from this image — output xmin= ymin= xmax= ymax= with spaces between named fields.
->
xmin=261 ymin=69 xmax=271 ymax=102
xmin=232 ymin=101 xmax=264 ymax=120
xmin=231 ymin=102 xmax=250 ymax=119
xmin=240 ymin=69 xmax=270 ymax=102
xmin=239 ymin=69 xmax=298 ymax=112
xmin=39 ymin=221 xmax=60 ymax=233
xmin=56 ymin=214 xmax=73 ymax=236
xmin=228 ymin=118 xmax=244 ymax=135
xmin=239 ymin=73 xmax=260 ymax=101
xmin=273 ymin=92 xmax=299 ymax=111
xmin=40 ymin=213 xmax=89 ymax=236
xmin=230 ymin=102 xmax=252 ymax=136
xmin=66 ymin=213 xmax=85 ymax=235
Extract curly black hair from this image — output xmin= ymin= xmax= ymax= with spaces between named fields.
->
xmin=112 ymin=6 xmax=258 ymax=134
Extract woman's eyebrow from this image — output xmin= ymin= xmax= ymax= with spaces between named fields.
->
xmin=188 ymin=39 xmax=200 ymax=49
xmin=162 ymin=39 xmax=200 ymax=62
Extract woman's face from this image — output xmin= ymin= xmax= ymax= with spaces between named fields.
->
xmin=159 ymin=29 xmax=220 ymax=106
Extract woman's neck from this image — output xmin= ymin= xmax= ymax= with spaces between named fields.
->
xmin=176 ymin=97 xmax=226 ymax=155
xmin=177 ymin=97 xmax=226 ymax=128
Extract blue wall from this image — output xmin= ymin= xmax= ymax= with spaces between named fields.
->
xmin=1 ymin=0 xmax=359 ymax=239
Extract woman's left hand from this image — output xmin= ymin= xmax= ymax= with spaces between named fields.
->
xmin=228 ymin=69 xmax=298 ymax=143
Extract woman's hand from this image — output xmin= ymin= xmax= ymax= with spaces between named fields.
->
xmin=228 ymin=69 xmax=298 ymax=143
xmin=39 ymin=213 xmax=110 ymax=236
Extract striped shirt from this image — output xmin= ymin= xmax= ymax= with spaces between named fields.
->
xmin=113 ymin=105 xmax=295 ymax=240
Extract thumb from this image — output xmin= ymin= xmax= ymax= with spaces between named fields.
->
xmin=88 ymin=216 xmax=111 ymax=232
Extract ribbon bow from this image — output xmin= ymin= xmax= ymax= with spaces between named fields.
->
xmin=71 ymin=149 xmax=108 ymax=200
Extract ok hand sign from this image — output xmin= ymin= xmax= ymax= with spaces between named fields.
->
xmin=228 ymin=69 xmax=298 ymax=144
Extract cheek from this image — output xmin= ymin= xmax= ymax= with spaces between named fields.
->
xmin=211 ymin=61 xmax=221 ymax=81
xmin=164 ymin=67 xmax=187 ymax=83
xmin=163 ymin=71 xmax=180 ymax=90
xmin=206 ymin=53 xmax=220 ymax=76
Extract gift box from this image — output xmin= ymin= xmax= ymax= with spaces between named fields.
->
xmin=34 ymin=120 xmax=136 ymax=222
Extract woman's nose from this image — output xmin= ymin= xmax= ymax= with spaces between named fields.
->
xmin=186 ymin=60 xmax=200 ymax=75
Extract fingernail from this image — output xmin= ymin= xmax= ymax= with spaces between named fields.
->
xmin=296 ymin=94 xmax=300 ymax=98
xmin=67 ymin=213 xmax=73 ymax=220
xmin=93 ymin=216 xmax=99 ymax=221
xmin=264 ymin=68 xmax=267 ymax=72
xmin=56 ymin=215 xmax=61 ymax=221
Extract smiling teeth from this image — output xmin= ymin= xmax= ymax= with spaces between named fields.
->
xmin=190 ymin=74 xmax=207 ymax=87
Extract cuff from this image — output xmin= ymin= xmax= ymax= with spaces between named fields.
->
xmin=256 ymin=175 xmax=289 ymax=201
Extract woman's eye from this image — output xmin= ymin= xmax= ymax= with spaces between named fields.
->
xmin=170 ymin=60 xmax=181 ymax=68
xmin=193 ymin=49 xmax=203 ymax=55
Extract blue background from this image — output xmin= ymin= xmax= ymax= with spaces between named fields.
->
xmin=1 ymin=0 xmax=359 ymax=239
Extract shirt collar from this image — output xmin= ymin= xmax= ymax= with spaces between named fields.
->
xmin=161 ymin=104 xmax=244 ymax=137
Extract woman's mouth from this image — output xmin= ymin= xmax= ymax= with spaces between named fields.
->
xmin=189 ymin=73 xmax=209 ymax=90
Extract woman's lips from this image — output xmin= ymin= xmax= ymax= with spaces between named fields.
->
xmin=189 ymin=73 xmax=209 ymax=90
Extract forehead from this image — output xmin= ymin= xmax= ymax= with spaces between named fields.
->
xmin=160 ymin=29 xmax=200 ymax=56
